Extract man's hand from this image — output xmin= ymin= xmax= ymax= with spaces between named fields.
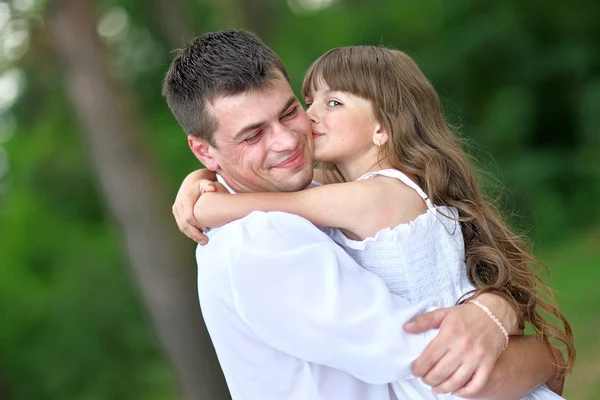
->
xmin=458 ymin=336 xmax=561 ymax=400
xmin=404 ymin=293 xmax=519 ymax=396
xmin=172 ymin=169 xmax=218 ymax=244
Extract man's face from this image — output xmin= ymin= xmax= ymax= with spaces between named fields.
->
xmin=202 ymin=77 xmax=315 ymax=193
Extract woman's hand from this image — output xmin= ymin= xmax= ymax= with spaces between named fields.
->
xmin=403 ymin=293 xmax=519 ymax=396
xmin=172 ymin=169 xmax=219 ymax=244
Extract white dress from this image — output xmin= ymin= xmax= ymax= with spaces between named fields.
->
xmin=328 ymin=169 xmax=563 ymax=400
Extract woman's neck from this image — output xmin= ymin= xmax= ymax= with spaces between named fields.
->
xmin=336 ymin=154 xmax=393 ymax=182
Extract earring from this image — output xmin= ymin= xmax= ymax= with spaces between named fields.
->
xmin=376 ymin=139 xmax=381 ymax=147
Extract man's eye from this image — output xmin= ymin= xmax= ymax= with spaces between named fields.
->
xmin=283 ymin=107 xmax=298 ymax=119
xmin=245 ymin=132 xmax=261 ymax=142
xmin=327 ymin=100 xmax=341 ymax=107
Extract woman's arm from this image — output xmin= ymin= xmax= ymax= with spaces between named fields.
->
xmin=195 ymin=177 xmax=428 ymax=238
xmin=194 ymin=181 xmax=374 ymax=231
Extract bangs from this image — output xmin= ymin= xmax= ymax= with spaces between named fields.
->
xmin=302 ymin=47 xmax=387 ymax=103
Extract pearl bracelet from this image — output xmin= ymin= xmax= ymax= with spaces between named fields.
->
xmin=468 ymin=299 xmax=509 ymax=350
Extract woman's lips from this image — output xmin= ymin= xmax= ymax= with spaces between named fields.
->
xmin=312 ymin=130 xmax=324 ymax=138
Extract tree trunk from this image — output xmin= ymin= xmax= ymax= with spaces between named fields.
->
xmin=45 ymin=0 xmax=230 ymax=399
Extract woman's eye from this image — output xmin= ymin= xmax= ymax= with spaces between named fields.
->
xmin=305 ymin=102 xmax=312 ymax=109
xmin=327 ymin=100 xmax=341 ymax=107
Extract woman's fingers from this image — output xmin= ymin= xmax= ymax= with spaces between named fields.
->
xmin=172 ymin=178 xmax=218 ymax=243
xmin=187 ymin=225 xmax=209 ymax=244
xmin=198 ymin=181 xmax=216 ymax=195
xmin=178 ymin=210 xmax=208 ymax=243
xmin=173 ymin=200 xmax=208 ymax=244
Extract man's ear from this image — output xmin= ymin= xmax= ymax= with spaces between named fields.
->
xmin=188 ymin=136 xmax=220 ymax=171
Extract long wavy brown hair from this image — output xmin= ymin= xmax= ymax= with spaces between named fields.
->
xmin=303 ymin=46 xmax=575 ymax=377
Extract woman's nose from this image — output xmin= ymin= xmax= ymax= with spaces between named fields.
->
xmin=306 ymin=105 xmax=318 ymax=124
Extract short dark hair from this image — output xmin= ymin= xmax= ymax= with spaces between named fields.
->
xmin=162 ymin=29 xmax=290 ymax=146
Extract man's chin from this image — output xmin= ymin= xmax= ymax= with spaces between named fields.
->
xmin=274 ymin=169 xmax=313 ymax=192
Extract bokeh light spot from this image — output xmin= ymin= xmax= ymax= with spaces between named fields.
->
xmin=0 ymin=68 xmax=26 ymax=110
xmin=97 ymin=7 xmax=129 ymax=41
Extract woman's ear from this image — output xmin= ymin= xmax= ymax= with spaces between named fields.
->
xmin=372 ymin=123 xmax=389 ymax=148
xmin=188 ymin=136 xmax=220 ymax=171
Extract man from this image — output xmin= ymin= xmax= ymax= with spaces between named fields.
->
xmin=163 ymin=30 xmax=561 ymax=399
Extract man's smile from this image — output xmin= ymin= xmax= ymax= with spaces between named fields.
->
xmin=272 ymin=148 xmax=305 ymax=169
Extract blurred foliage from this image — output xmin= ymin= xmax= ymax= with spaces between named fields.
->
xmin=0 ymin=0 xmax=598 ymax=399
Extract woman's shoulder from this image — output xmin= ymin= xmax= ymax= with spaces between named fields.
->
xmin=361 ymin=175 xmax=428 ymax=223
xmin=337 ymin=176 xmax=428 ymax=239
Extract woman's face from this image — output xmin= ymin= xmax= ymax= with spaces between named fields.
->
xmin=305 ymin=81 xmax=380 ymax=165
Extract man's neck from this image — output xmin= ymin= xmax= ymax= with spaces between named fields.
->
xmin=217 ymin=173 xmax=319 ymax=194
xmin=216 ymin=174 xmax=237 ymax=194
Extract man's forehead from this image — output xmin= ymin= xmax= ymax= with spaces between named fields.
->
xmin=211 ymin=78 xmax=294 ymax=110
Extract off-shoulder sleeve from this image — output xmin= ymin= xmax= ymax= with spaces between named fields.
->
xmin=227 ymin=211 xmax=438 ymax=384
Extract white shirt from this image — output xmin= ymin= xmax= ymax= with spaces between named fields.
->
xmin=196 ymin=205 xmax=447 ymax=400
xmin=196 ymin=177 xmax=563 ymax=400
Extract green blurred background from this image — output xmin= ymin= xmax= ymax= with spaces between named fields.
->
xmin=0 ymin=0 xmax=598 ymax=399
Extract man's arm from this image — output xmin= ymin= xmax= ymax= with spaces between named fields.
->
xmin=223 ymin=211 xmax=508 ymax=387
xmin=458 ymin=336 xmax=559 ymax=399
xmin=406 ymin=300 xmax=559 ymax=398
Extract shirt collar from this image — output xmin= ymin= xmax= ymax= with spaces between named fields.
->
xmin=216 ymin=174 xmax=237 ymax=194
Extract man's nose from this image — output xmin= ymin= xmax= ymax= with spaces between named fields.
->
xmin=270 ymin=123 xmax=299 ymax=152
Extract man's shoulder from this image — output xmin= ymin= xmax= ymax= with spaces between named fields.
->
xmin=195 ymin=211 xmax=330 ymax=294
xmin=219 ymin=210 xmax=318 ymax=234
xmin=238 ymin=210 xmax=317 ymax=230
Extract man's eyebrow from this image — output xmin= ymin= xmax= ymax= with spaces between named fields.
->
xmin=233 ymin=96 xmax=297 ymax=141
